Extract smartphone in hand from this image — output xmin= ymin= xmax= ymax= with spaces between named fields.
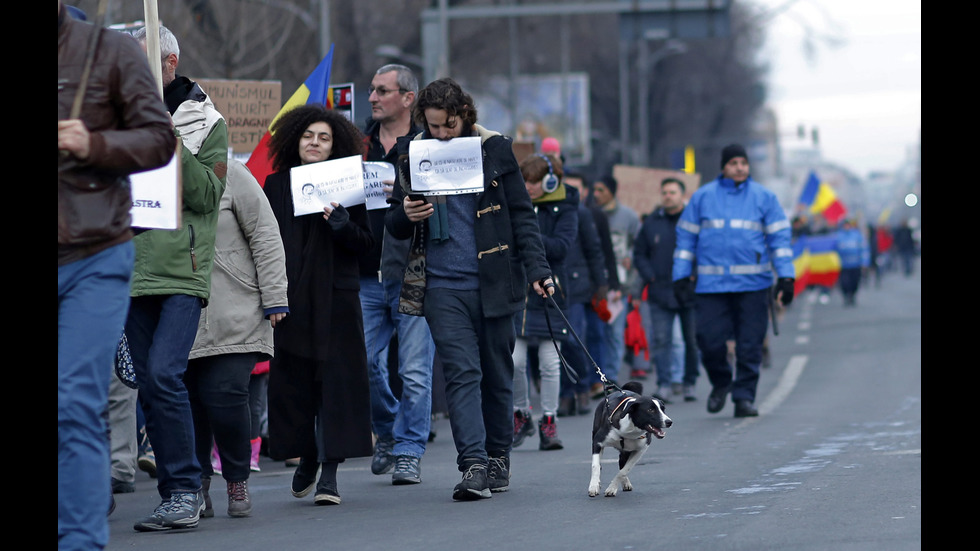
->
xmin=408 ymin=193 xmax=428 ymax=204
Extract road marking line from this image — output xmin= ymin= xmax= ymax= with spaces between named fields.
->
xmin=759 ymin=355 xmax=807 ymax=415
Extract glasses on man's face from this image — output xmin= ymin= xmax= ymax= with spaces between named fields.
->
xmin=368 ymin=85 xmax=409 ymax=97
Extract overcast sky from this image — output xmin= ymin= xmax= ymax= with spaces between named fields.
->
xmin=753 ymin=0 xmax=921 ymax=178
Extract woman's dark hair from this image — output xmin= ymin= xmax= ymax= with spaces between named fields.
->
xmin=267 ymin=103 xmax=365 ymax=172
xmin=412 ymin=77 xmax=478 ymax=131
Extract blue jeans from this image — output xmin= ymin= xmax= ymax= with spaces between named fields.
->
xmin=359 ymin=277 xmax=435 ymax=458
xmin=584 ymin=307 xmax=607 ymax=386
xmin=59 ymin=242 xmax=133 ymax=551
xmin=424 ymin=288 xmax=515 ymax=469
xmin=126 ymin=294 xmax=203 ymax=499
xmin=695 ymin=290 xmax=769 ymax=403
xmin=559 ymin=302 xmax=591 ymax=397
xmin=601 ymin=297 xmax=627 ymax=383
xmin=647 ymin=302 xmax=699 ymax=387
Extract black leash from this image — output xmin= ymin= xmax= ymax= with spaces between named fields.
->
xmin=539 ymin=284 xmax=622 ymax=402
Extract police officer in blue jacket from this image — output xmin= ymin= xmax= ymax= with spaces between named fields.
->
xmin=671 ymin=144 xmax=795 ymax=417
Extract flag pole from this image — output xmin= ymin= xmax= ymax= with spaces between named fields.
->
xmin=143 ymin=0 xmax=163 ymax=99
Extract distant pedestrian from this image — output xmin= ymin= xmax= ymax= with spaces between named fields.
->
xmin=633 ymin=178 xmax=699 ymax=403
xmin=591 ymin=175 xmax=640 ymax=389
xmin=672 ymin=144 xmax=795 ymax=418
xmin=834 ymin=218 xmax=870 ymax=306
xmin=511 ymin=153 xmax=578 ymax=452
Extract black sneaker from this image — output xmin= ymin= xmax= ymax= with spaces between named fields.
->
xmin=291 ymin=458 xmax=319 ymax=498
xmin=488 ymin=456 xmax=510 ymax=493
xmin=733 ymin=400 xmax=759 ymax=418
xmin=391 ymin=455 xmax=422 ymax=485
xmin=111 ymin=477 xmax=134 ymax=494
xmin=452 ymin=463 xmax=491 ymax=501
xmin=512 ymin=409 xmax=535 ymax=448
xmin=707 ymin=386 xmax=729 ymax=414
xmin=538 ymin=414 xmax=564 ymax=450
xmin=371 ymin=437 xmax=395 ymax=475
xmin=133 ymin=491 xmax=204 ymax=531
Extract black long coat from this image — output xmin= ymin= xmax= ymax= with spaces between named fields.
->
xmin=263 ymin=170 xmax=375 ymax=460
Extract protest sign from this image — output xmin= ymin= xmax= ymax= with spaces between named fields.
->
xmin=408 ymin=137 xmax=483 ymax=196
xmin=363 ymin=161 xmax=395 ymax=210
xmin=130 ymin=141 xmax=181 ymax=230
xmin=289 ymin=155 xmax=365 ymax=216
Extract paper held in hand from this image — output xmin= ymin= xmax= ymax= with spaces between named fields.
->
xmin=362 ymin=161 xmax=395 ymax=210
xmin=130 ymin=139 xmax=182 ymax=230
xmin=408 ymin=136 xmax=483 ymax=196
xmin=290 ymin=154 xmax=366 ymax=216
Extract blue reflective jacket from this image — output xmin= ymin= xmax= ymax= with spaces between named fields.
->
xmin=672 ymin=175 xmax=794 ymax=293
xmin=834 ymin=228 xmax=870 ymax=269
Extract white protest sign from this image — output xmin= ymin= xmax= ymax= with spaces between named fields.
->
xmin=363 ymin=161 xmax=395 ymax=211
xmin=289 ymin=155 xmax=366 ymax=216
xmin=408 ymin=136 xmax=483 ymax=196
xmin=130 ymin=147 xmax=181 ymax=230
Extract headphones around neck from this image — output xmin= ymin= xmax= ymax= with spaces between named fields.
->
xmin=537 ymin=154 xmax=560 ymax=193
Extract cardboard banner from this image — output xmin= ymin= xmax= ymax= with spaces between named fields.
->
xmin=363 ymin=161 xmax=395 ymax=211
xmin=408 ymin=137 xmax=483 ymax=196
xmin=611 ymin=164 xmax=701 ymax=218
xmin=197 ymin=79 xmax=282 ymax=155
xmin=289 ymin=155 xmax=365 ymax=216
xmin=130 ymin=140 xmax=182 ymax=230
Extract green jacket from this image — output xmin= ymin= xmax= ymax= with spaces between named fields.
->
xmin=131 ymin=83 xmax=228 ymax=303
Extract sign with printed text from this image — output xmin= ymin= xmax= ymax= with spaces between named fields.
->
xmin=289 ymin=155 xmax=365 ymax=216
xmin=363 ymin=161 xmax=395 ymax=210
xmin=197 ymin=79 xmax=281 ymax=155
xmin=130 ymin=141 xmax=182 ymax=230
xmin=408 ymin=137 xmax=483 ymax=196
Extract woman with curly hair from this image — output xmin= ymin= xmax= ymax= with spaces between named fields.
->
xmin=261 ymin=103 xmax=375 ymax=506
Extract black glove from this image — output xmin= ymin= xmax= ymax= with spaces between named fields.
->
xmin=673 ymin=277 xmax=695 ymax=305
xmin=774 ymin=277 xmax=795 ymax=306
xmin=326 ymin=203 xmax=349 ymax=230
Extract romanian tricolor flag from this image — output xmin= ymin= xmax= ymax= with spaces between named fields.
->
xmin=797 ymin=171 xmax=848 ymax=225
xmin=246 ymin=45 xmax=335 ymax=187
xmin=792 ymin=234 xmax=841 ymax=294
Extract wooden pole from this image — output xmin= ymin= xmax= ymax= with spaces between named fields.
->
xmin=142 ymin=0 xmax=163 ymax=99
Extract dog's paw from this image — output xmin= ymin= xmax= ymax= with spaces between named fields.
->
xmin=622 ymin=477 xmax=633 ymax=492
xmin=604 ymin=484 xmax=619 ymax=497
xmin=588 ymin=483 xmax=600 ymax=497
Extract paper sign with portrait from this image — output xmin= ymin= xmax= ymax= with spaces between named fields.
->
xmin=289 ymin=154 xmax=365 ymax=216
xmin=362 ymin=161 xmax=395 ymax=211
xmin=408 ymin=137 xmax=483 ymax=196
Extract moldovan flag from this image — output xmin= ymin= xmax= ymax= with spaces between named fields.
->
xmin=246 ymin=45 xmax=335 ymax=187
xmin=797 ymin=170 xmax=848 ymax=225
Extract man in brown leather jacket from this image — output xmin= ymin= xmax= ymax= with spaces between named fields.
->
xmin=58 ymin=2 xmax=175 ymax=548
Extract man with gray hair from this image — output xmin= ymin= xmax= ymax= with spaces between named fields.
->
xmin=128 ymin=24 xmax=228 ymax=531
xmin=359 ymin=64 xmax=437 ymax=486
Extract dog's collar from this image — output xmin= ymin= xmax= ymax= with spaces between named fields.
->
xmin=608 ymin=396 xmax=635 ymax=424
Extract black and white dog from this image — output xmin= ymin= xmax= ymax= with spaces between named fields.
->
xmin=589 ymin=382 xmax=672 ymax=497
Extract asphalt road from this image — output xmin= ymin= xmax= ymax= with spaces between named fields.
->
xmin=106 ymin=266 xmax=921 ymax=551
